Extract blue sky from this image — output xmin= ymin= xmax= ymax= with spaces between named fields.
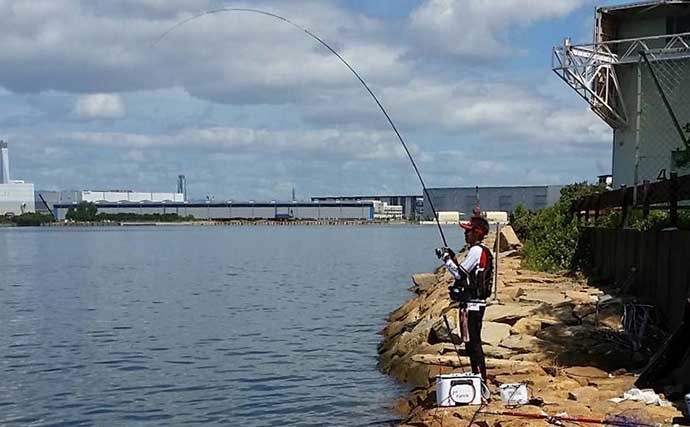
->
xmin=0 ymin=0 xmax=624 ymax=200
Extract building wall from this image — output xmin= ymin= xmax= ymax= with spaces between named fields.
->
xmin=35 ymin=190 xmax=60 ymax=214
xmin=54 ymin=202 xmax=374 ymax=221
xmin=423 ymin=186 xmax=563 ymax=218
xmin=312 ymin=195 xmax=422 ymax=218
xmin=0 ymin=183 xmax=35 ymax=215
xmin=612 ymin=55 xmax=690 ymax=187
xmin=606 ymin=12 xmax=690 ymax=186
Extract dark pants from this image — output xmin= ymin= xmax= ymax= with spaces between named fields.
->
xmin=464 ymin=306 xmax=486 ymax=380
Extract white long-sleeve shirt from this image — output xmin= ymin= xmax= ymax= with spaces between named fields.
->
xmin=444 ymin=245 xmax=483 ymax=281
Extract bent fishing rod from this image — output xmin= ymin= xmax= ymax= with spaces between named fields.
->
xmin=153 ymin=7 xmax=448 ymax=247
xmin=478 ymin=409 xmax=661 ymax=427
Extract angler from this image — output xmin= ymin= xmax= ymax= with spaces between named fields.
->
xmin=436 ymin=214 xmax=493 ymax=381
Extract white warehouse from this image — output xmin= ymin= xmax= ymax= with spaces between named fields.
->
xmin=0 ymin=141 xmax=35 ymax=215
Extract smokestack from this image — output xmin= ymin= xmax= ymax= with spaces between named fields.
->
xmin=0 ymin=141 xmax=9 ymax=184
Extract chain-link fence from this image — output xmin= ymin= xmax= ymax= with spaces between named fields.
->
xmin=635 ymin=54 xmax=690 ymax=205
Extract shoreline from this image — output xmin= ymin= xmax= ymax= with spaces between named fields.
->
xmin=34 ymin=219 xmax=412 ymax=227
xmin=378 ymin=228 xmax=683 ymax=426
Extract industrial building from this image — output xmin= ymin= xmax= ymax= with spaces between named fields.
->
xmin=0 ymin=141 xmax=35 ymax=215
xmin=311 ymin=195 xmax=423 ymax=219
xmin=37 ymin=189 xmax=184 ymax=214
xmin=553 ymin=1 xmax=690 ymax=187
xmin=53 ymin=201 xmax=374 ymax=221
xmin=371 ymin=200 xmax=404 ymax=220
xmin=423 ymin=186 xmax=563 ymax=218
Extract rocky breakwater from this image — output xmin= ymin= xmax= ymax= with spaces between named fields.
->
xmin=378 ymin=227 xmax=683 ymax=426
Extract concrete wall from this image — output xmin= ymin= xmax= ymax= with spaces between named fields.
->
xmin=423 ymin=186 xmax=563 ymax=218
xmin=0 ymin=183 xmax=35 ymax=215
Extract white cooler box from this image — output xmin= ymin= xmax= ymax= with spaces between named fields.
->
xmin=436 ymin=373 xmax=483 ymax=406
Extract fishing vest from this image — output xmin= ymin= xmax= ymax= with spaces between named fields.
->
xmin=469 ymin=243 xmax=494 ymax=300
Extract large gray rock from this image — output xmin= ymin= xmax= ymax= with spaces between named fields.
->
xmin=531 ymin=302 xmax=579 ymax=326
xmin=519 ymin=289 xmax=568 ymax=305
xmin=429 ymin=310 xmax=459 ymax=343
xmin=498 ymin=225 xmax=522 ymax=251
xmin=499 ymin=334 xmax=546 ymax=353
xmin=510 ymin=318 xmax=542 ymax=335
xmin=484 ymin=345 xmax=515 ymax=359
xmin=536 ymin=324 xmax=598 ymax=346
xmin=412 ymin=273 xmax=438 ymax=292
xmin=482 ymin=321 xmax=512 ymax=346
xmin=484 ymin=303 xmax=537 ymax=324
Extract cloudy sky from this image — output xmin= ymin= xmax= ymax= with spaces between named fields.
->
xmin=1 ymin=0 xmax=621 ymax=200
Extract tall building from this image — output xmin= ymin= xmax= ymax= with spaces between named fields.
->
xmin=0 ymin=140 xmax=9 ymax=184
xmin=554 ymin=1 xmax=690 ymax=187
xmin=177 ymin=175 xmax=187 ymax=201
xmin=0 ymin=141 xmax=35 ymax=215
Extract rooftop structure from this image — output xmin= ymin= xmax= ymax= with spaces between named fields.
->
xmin=553 ymin=0 xmax=690 ymax=187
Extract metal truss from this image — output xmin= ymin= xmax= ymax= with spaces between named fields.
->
xmin=552 ymin=31 xmax=690 ymax=129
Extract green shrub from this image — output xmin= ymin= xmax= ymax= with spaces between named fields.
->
xmin=521 ymin=200 xmax=580 ymax=272
xmin=66 ymin=202 xmax=98 ymax=221
xmin=9 ymin=213 xmax=55 ymax=227
xmin=512 ymin=182 xmax=605 ymax=273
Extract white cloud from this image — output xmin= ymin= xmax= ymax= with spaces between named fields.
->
xmin=0 ymin=0 xmax=402 ymax=101
xmin=59 ymin=126 xmax=416 ymax=162
xmin=74 ymin=93 xmax=126 ymax=119
xmin=0 ymin=0 xmax=611 ymax=195
xmin=409 ymin=0 xmax=590 ymax=57
xmin=306 ymin=78 xmax=611 ymax=149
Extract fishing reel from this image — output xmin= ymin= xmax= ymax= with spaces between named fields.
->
xmin=435 ymin=247 xmax=455 ymax=261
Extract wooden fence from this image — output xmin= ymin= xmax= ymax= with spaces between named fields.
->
xmin=581 ymin=227 xmax=690 ymax=325
xmin=571 ymin=173 xmax=690 ymax=227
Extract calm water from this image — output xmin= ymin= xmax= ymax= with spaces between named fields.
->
xmin=0 ymin=225 xmax=465 ymax=426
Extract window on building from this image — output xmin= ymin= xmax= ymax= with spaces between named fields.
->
xmin=499 ymin=195 xmax=512 ymax=212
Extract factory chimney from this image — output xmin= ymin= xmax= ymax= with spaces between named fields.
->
xmin=0 ymin=141 xmax=9 ymax=184
xmin=177 ymin=175 xmax=187 ymax=201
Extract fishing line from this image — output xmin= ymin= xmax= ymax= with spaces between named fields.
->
xmin=152 ymin=7 xmax=448 ymax=246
